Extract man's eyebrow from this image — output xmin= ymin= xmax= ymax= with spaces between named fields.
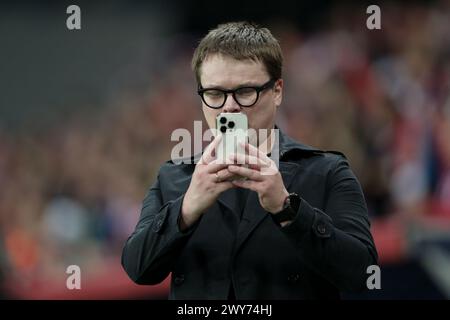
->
xmin=202 ymin=81 xmax=262 ymax=89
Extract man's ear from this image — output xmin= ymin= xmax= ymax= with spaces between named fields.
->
xmin=274 ymin=79 xmax=283 ymax=107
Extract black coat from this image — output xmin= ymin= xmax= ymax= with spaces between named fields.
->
xmin=121 ymin=130 xmax=378 ymax=299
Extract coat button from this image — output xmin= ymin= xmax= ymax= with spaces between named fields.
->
xmin=317 ymin=223 xmax=327 ymax=235
xmin=288 ymin=274 xmax=300 ymax=283
xmin=174 ymin=274 xmax=185 ymax=286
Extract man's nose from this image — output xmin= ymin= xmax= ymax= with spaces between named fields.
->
xmin=222 ymin=93 xmax=241 ymax=113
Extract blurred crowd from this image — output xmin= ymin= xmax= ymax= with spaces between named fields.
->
xmin=1 ymin=2 xmax=450 ymax=297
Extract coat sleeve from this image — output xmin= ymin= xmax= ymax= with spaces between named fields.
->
xmin=281 ymin=154 xmax=379 ymax=292
xmin=121 ymin=172 xmax=197 ymax=285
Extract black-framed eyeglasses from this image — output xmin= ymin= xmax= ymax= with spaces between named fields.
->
xmin=197 ymin=78 xmax=276 ymax=109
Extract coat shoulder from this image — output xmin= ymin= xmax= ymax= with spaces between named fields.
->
xmin=156 ymin=159 xmax=195 ymax=191
xmin=282 ymin=138 xmax=347 ymax=168
xmin=279 ymin=132 xmax=347 ymax=164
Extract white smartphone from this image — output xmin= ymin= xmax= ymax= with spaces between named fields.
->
xmin=215 ymin=112 xmax=248 ymax=164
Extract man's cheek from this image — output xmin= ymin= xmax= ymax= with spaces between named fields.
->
xmin=202 ymin=111 xmax=215 ymax=128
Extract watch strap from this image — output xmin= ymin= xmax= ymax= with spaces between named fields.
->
xmin=271 ymin=193 xmax=300 ymax=225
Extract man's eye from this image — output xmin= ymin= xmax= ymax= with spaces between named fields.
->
xmin=204 ymin=90 xmax=223 ymax=98
xmin=236 ymin=88 xmax=256 ymax=96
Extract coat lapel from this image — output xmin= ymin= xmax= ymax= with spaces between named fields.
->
xmin=217 ymin=188 xmax=240 ymax=216
xmin=234 ymin=160 xmax=300 ymax=252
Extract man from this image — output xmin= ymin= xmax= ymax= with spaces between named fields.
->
xmin=122 ymin=21 xmax=378 ymax=299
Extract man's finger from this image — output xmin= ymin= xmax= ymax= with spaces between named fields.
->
xmin=231 ymin=179 xmax=260 ymax=192
xmin=229 ymin=153 xmax=268 ymax=169
xmin=244 ymin=142 xmax=269 ymax=160
xmin=228 ymin=165 xmax=263 ymax=181
xmin=199 ymin=134 xmax=222 ymax=165
xmin=216 ymin=180 xmax=235 ymax=193
xmin=206 ymin=159 xmax=230 ymax=173
xmin=215 ymin=168 xmax=236 ymax=181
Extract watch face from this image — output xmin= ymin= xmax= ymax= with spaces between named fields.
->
xmin=272 ymin=193 xmax=300 ymax=224
xmin=285 ymin=193 xmax=300 ymax=219
xmin=289 ymin=193 xmax=300 ymax=211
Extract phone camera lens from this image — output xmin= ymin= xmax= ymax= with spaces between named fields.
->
xmin=220 ymin=117 xmax=227 ymax=124
xmin=220 ymin=126 xmax=227 ymax=133
xmin=228 ymin=121 xmax=235 ymax=128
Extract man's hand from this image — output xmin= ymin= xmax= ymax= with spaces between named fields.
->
xmin=180 ymin=134 xmax=236 ymax=231
xmin=228 ymin=142 xmax=289 ymax=214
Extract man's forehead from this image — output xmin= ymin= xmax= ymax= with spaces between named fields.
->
xmin=200 ymin=54 xmax=268 ymax=87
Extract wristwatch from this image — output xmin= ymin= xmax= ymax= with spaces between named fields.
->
xmin=271 ymin=193 xmax=300 ymax=225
